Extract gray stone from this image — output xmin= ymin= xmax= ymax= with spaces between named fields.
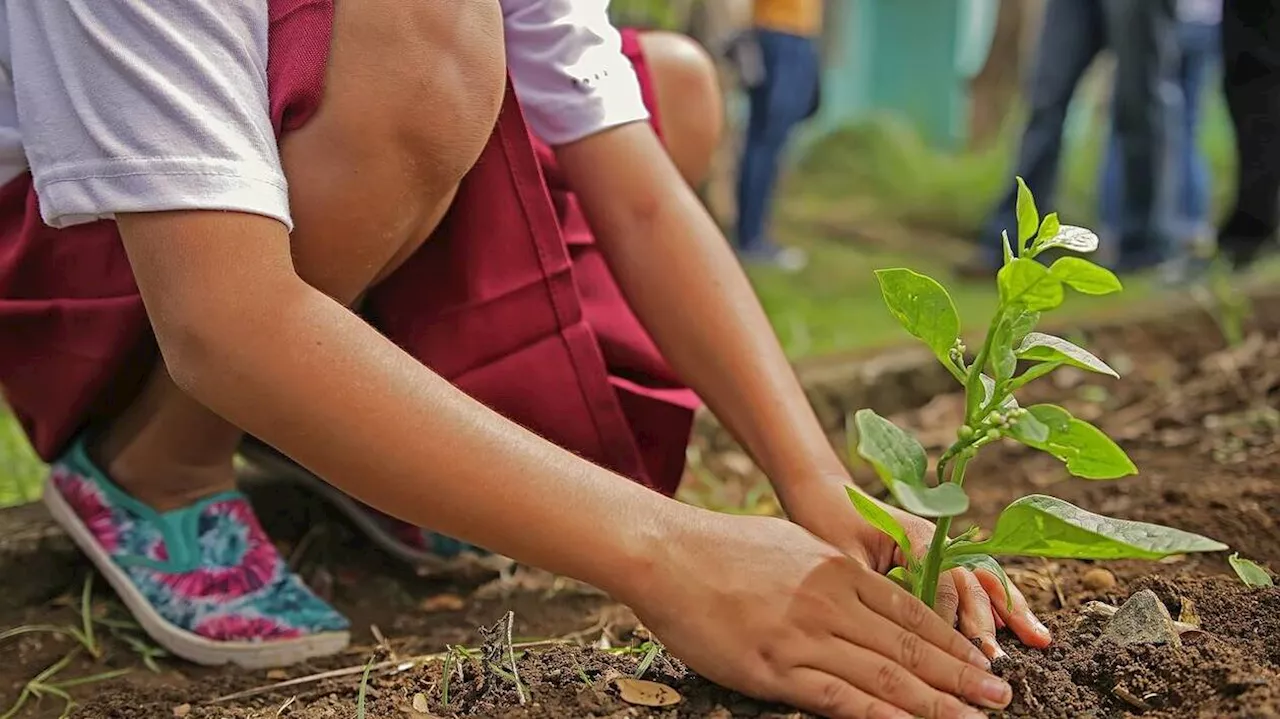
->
xmin=1100 ymin=589 xmax=1182 ymax=647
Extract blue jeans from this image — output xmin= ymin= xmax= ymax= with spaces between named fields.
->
xmin=981 ymin=0 xmax=1179 ymax=270
xmin=736 ymin=29 xmax=820 ymax=253
xmin=1101 ymin=20 xmax=1221 ymax=249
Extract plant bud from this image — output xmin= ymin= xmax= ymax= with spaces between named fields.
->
xmin=957 ymin=425 xmax=975 ymax=440
xmin=985 ymin=428 xmax=1001 ymax=442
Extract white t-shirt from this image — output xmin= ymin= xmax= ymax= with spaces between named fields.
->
xmin=0 ymin=0 xmax=647 ymax=231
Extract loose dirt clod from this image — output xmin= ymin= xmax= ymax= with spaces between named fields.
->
xmin=1100 ymin=589 xmax=1181 ymax=647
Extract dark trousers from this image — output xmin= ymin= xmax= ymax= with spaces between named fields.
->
xmin=1219 ymin=0 xmax=1280 ymax=261
xmin=981 ymin=0 xmax=1179 ymax=269
xmin=736 ymin=29 xmax=820 ymax=253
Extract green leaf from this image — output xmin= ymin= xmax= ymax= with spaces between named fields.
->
xmin=874 ymin=269 xmax=961 ymax=362
xmin=1017 ymin=333 xmax=1118 ymax=378
xmin=851 ymin=410 xmax=970 ymax=518
xmin=943 ymin=553 xmax=1014 ymax=611
xmin=955 ymin=495 xmax=1228 ymax=560
xmin=845 ymin=487 xmax=912 ymax=560
xmin=1015 ymin=177 xmax=1040 ymax=246
xmin=852 ymin=409 xmax=926 ymax=487
xmin=998 ymin=259 xmax=1064 ymax=311
xmin=989 ymin=309 xmax=1041 ymax=382
xmin=1001 ymin=230 xmax=1014 ymax=265
xmin=1019 ymin=405 xmax=1137 ymax=479
xmin=1036 ymin=212 xmax=1061 ymax=242
xmin=1032 ymin=224 xmax=1100 ymax=255
xmin=1229 ymin=553 xmax=1274 ymax=587
xmin=978 ymin=374 xmax=1018 ymax=410
xmin=892 ymin=482 xmax=970 ymax=518
xmin=1007 ymin=411 xmax=1049 ymax=444
xmin=1048 ymin=257 xmax=1122 ymax=295
xmin=1010 ymin=361 xmax=1063 ymax=391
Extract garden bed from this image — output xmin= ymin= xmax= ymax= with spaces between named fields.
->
xmin=2 ymin=293 xmax=1279 ymax=718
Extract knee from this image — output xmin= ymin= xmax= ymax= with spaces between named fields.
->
xmin=316 ymin=0 xmax=506 ymax=191
xmin=640 ymin=32 xmax=724 ymax=185
xmin=280 ymin=0 xmax=506 ymax=302
xmin=367 ymin=0 xmax=506 ymax=183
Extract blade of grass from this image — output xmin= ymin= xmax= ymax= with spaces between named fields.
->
xmin=354 ymin=654 xmax=376 ymax=719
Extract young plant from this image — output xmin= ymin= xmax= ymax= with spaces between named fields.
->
xmin=846 ymin=178 xmax=1228 ymax=609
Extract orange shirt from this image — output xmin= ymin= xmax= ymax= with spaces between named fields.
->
xmin=753 ymin=0 xmax=823 ymax=37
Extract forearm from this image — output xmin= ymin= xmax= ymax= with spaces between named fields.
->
xmin=555 ymin=124 xmax=845 ymax=501
xmin=134 ymin=248 xmax=681 ymax=601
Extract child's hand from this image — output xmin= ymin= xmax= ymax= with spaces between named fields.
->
xmin=779 ymin=476 xmax=1053 ymax=659
xmin=627 ymin=511 xmax=1011 ymax=719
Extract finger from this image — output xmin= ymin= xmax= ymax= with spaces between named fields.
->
xmin=954 ymin=570 xmax=1003 ymax=659
xmin=835 ymin=607 xmax=1012 ymax=712
xmin=814 ymin=639 xmax=1007 ymax=717
xmin=934 ymin=570 xmax=960 ymax=627
xmin=975 ymin=569 xmax=1052 ymax=649
xmin=855 ymin=572 xmax=991 ymax=669
xmin=780 ymin=668 xmax=914 ymax=719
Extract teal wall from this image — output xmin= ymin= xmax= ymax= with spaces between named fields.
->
xmin=812 ymin=0 xmax=999 ymax=149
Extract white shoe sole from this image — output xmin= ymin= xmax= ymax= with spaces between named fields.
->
xmin=43 ymin=477 xmax=350 ymax=669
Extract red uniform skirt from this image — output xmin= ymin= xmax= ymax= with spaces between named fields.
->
xmin=0 ymin=0 xmax=698 ymax=497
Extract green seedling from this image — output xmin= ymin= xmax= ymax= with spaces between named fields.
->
xmin=1229 ymin=553 xmax=1274 ymax=588
xmin=847 ymin=178 xmax=1228 ymax=609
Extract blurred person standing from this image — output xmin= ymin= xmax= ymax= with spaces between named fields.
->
xmin=733 ymin=0 xmax=822 ymax=271
xmin=964 ymin=0 xmax=1180 ymax=276
xmin=1217 ymin=0 xmax=1280 ymax=269
xmin=1098 ymin=0 xmax=1222 ymax=278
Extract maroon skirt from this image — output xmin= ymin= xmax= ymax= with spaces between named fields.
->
xmin=0 ymin=0 xmax=697 ymax=496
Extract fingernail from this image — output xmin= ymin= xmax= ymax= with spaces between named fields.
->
xmin=968 ymin=646 xmax=991 ymax=670
xmin=980 ymin=677 xmax=1012 ymax=707
xmin=983 ymin=636 xmax=1007 ymax=660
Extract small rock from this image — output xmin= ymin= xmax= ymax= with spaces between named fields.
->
xmin=266 ymin=668 xmax=289 ymax=680
xmin=1101 ymin=589 xmax=1181 ymax=647
xmin=172 ymin=704 xmax=191 ymax=718
xmin=1082 ymin=567 xmax=1117 ymax=591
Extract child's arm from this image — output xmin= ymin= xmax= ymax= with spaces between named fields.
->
xmin=554 ymin=121 xmax=1051 ymax=654
xmin=119 ymin=209 xmax=1003 ymax=717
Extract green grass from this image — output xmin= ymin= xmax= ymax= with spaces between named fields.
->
xmin=0 ymin=408 xmax=43 ymax=507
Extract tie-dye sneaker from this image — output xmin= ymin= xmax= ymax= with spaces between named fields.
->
xmin=42 ymin=438 xmax=350 ymax=669
xmin=239 ymin=440 xmax=487 ymax=568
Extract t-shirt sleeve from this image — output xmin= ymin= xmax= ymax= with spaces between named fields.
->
xmin=6 ymin=0 xmax=291 ymax=229
xmin=502 ymin=0 xmax=650 ymax=146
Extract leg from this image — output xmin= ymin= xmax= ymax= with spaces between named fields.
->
xmin=1178 ymin=20 xmax=1220 ymax=243
xmin=1219 ymin=0 xmax=1280 ymax=265
xmin=1104 ymin=0 xmax=1180 ymax=268
xmin=978 ymin=0 xmax=1103 ymax=266
xmin=734 ymin=29 xmax=820 ymax=254
xmin=637 ymin=31 xmax=724 ymax=187
xmin=95 ymin=0 xmax=505 ymax=512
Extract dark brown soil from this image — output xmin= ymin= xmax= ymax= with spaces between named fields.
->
xmin=3 ymin=299 xmax=1279 ymax=718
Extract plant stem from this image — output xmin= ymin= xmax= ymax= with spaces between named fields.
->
xmin=917 ymin=455 xmax=971 ymax=608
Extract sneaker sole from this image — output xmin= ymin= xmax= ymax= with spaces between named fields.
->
xmin=239 ymin=441 xmax=455 ymax=569
xmin=43 ymin=478 xmax=350 ymax=669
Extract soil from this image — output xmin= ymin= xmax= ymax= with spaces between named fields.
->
xmin=3 ymin=297 xmax=1280 ymax=718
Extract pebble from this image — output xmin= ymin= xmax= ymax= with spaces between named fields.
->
xmin=1101 ymin=589 xmax=1181 ymax=647
xmin=1082 ymin=567 xmax=1117 ymax=591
